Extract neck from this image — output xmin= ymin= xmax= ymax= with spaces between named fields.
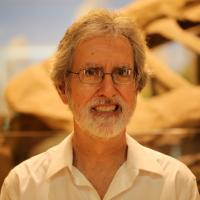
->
xmin=72 ymin=121 xmax=127 ymax=171
xmin=72 ymin=121 xmax=128 ymax=199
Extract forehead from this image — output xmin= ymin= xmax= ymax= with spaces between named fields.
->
xmin=72 ymin=35 xmax=134 ymax=70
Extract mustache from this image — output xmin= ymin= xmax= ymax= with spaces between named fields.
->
xmin=89 ymin=96 xmax=124 ymax=107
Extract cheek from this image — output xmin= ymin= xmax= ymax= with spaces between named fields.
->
xmin=118 ymin=85 xmax=136 ymax=102
xmin=71 ymin=85 xmax=98 ymax=105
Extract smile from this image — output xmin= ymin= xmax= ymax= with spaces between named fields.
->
xmin=93 ymin=105 xmax=119 ymax=112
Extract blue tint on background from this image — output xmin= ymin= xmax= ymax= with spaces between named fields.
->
xmin=0 ymin=1 xmax=84 ymax=45
xmin=0 ymin=0 xmax=135 ymax=45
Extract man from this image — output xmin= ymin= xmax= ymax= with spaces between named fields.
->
xmin=1 ymin=9 xmax=199 ymax=200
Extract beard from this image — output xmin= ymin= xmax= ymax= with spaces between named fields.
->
xmin=67 ymin=92 xmax=137 ymax=140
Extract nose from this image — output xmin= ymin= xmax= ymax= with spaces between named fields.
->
xmin=97 ymin=73 xmax=117 ymax=98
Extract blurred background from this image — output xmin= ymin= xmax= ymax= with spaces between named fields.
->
xmin=0 ymin=0 xmax=200 ymax=192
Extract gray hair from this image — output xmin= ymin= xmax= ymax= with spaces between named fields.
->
xmin=50 ymin=9 xmax=151 ymax=90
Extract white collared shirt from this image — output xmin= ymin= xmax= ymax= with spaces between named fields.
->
xmin=1 ymin=133 xmax=199 ymax=200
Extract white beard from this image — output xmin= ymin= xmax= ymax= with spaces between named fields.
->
xmin=68 ymin=93 xmax=137 ymax=140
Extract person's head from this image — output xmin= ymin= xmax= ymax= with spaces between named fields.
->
xmin=50 ymin=9 xmax=151 ymax=140
xmin=50 ymin=9 xmax=150 ymax=91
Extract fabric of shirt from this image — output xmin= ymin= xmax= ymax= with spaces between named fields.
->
xmin=1 ymin=133 xmax=200 ymax=200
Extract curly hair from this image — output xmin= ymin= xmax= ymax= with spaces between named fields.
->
xmin=50 ymin=9 xmax=151 ymax=90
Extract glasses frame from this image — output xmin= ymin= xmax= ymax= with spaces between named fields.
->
xmin=67 ymin=69 xmax=140 ymax=85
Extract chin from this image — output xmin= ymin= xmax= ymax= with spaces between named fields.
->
xmin=87 ymin=130 xmax=122 ymax=141
xmin=79 ymin=121 xmax=125 ymax=140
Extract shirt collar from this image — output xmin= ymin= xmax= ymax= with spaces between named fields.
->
xmin=126 ymin=133 xmax=164 ymax=177
xmin=46 ymin=132 xmax=73 ymax=180
xmin=46 ymin=132 xmax=164 ymax=180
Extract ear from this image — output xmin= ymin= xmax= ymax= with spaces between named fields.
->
xmin=135 ymin=86 xmax=140 ymax=95
xmin=56 ymin=82 xmax=68 ymax=105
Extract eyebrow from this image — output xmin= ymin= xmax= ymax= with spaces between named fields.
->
xmin=80 ymin=63 xmax=133 ymax=70
xmin=80 ymin=63 xmax=102 ymax=70
xmin=113 ymin=63 xmax=133 ymax=70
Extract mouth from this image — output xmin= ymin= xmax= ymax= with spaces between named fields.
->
xmin=92 ymin=104 xmax=119 ymax=112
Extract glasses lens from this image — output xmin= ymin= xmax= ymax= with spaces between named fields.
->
xmin=79 ymin=68 xmax=103 ymax=84
xmin=112 ymin=69 xmax=135 ymax=84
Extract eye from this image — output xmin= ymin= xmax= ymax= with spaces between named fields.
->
xmin=84 ymin=68 xmax=101 ymax=76
xmin=117 ymin=69 xmax=130 ymax=76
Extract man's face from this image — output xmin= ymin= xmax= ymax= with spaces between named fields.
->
xmin=66 ymin=35 xmax=138 ymax=140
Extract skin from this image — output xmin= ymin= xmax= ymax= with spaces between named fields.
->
xmin=57 ymin=35 xmax=139 ymax=199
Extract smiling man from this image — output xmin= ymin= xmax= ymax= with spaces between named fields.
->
xmin=1 ymin=9 xmax=199 ymax=200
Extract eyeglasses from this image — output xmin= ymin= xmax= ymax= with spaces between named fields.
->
xmin=67 ymin=68 xmax=139 ymax=85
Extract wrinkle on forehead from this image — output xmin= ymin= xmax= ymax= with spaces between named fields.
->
xmin=71 ymin=35 xmax=134 ymax=72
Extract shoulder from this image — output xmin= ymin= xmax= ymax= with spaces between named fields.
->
xmin=4 ymin=133 xmax=73 ymax=188
xmin=144 ymin=146 xmax=195 ymax=179
xmin=1 ymin=145 xmax=57 ymax=200
xmin=127 ymin=134 xmax=194 ymax=180
xmin=1 ymin=134 xmax=73 ymax=199
xmin=144 ymin=147 xmax=200 ymax=199
xmin=127 ymin=134 xmax=197 ymax=192
xmin=127 ymin=134 xmax=195 ymax=180
xmin=143 ymin=146 xmax=198 ymax=194
xmin=13 ymin=145 xmax=57 ymax=177
xmin=4 ymin=145 xmax=57 ymax=189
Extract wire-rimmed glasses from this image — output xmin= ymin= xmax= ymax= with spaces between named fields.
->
xmin=67 ymin=68 xmax=139 ymax=85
